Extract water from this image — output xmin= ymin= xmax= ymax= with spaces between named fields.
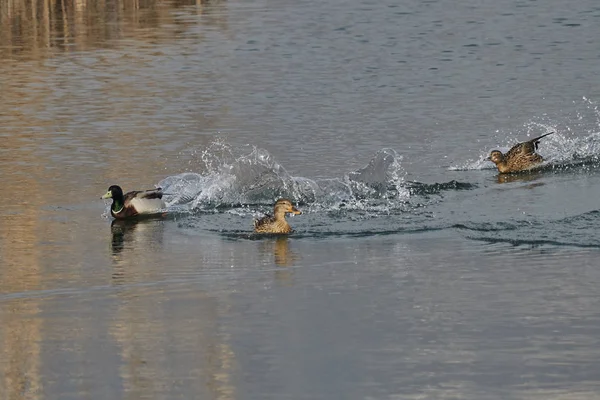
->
xmin=2 ymin=0 xmax=600 ymax=398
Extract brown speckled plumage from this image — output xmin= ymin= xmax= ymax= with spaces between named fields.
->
xmin=488 ymin=132 xmax=553 ymax=173
xmin=254 ymin=199 xmax=302 ymax=234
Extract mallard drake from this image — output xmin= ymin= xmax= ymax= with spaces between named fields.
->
xmin=254 ymin=199 xmax=302 ymax=234
xmin=101 ymin=185 xmax=166 ymax=219
xmin=487 ymin=131 xmax=554 ymax=173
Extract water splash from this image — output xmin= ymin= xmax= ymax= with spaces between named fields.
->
xmin=453 ymin=130 xmax=600 ymax=172
xmin=451 ymin=130 xmax=600 ymax=172
xmin=158 ymin=144 xmax=414 ymax=214
xmin=451 ymin=97 xmax=600 ymax=171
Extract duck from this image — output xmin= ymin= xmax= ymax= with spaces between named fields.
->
xmin=487 ymin=131 xmax=554 ymax=173
xmin=254 ymin=199 xmax=302 ymax=234
xmin=101 ymin=185 xmax=166 ymax=219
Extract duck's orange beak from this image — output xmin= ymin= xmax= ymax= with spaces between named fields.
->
xmin=290 ymin=206 xmax=302 ymax=215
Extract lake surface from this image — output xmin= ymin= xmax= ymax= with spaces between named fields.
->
xmin=2 ymin=0 xmax=600 ymax=398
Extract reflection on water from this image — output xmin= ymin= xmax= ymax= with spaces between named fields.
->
xmin=0 ymin=298 xmax=42 ymax=400
xmin=110 ymin=219 xmax=165 ymax=283
xmin=107 ymin=217 xmax=236 ymax=399
xmin=0 ymin=0 xmax=227 ymax=59
xmin=257 ymin=236 xmax=299 ymax=268
xmin=110 ymin=220 xmax=130 ymax=256
xmin=495 ymin=170 xmax=545 ymax=185
xmin=272 ymin=237 xmax=298 ymax=268
xmin=110 ymin=218 xmax=165 ymax=253
xmin=0 ymin=136 xmax=43 ymax=399
xmin=110 ymin=273 xmax=236 ymax=400
xmin=0 ymin=0 xmax=234 ymax=397
xmin=257 ymin=237 xmax=300 ymax=284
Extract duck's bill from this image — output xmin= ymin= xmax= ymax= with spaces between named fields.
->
xmin=291 ymin=208 xmax=302 ymax=215
xmin=101 ymin=191 xmax=112 ymax=199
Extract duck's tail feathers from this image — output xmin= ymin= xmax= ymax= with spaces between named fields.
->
xmin=532 ymin=131 xmax=554 ymax=142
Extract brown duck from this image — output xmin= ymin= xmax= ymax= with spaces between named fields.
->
xmin=487 ymin=132 xmax=554 ymax=173
xmin=254 ymin=199 xmax=302 ymax=234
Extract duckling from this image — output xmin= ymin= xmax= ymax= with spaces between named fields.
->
xmin=254 ymin=199 xmax=302 ymax=234
xmin=487 ymin=131 xmax=554 ymax=173
xmin=101 ymin=185 xmax=166 ymax=219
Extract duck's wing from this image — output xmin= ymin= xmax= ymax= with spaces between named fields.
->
xmin=506 ymin=152 xmax=544 ymax=172
xmin=135 ymin=187 xmax=163 ymax=200
xmin=254 ymin=214 xmax=275 ymax=232
xmin=506 ymin=131 xmax=554 ymax=158
xmin=504 ymin=143 xmax=528 ymax=159
xmin=122 ymin=188 xmax=163 ymax=203
xmin=122 ymin=188 xmax=165 ymax=214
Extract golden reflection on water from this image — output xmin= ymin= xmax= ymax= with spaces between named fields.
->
xmin=0 ymin=0 xmax=233 ymax=398
xmin=257 ymin=237 xmax=301 ymax=285
xmin=0 ymin=0 xmax=228 ymax=199
xmin=0 ymin=0 xmax=227 ymax=60
xmin=108 ymin=218 xmax=236 ymax=399
xmin=271 ymin=236 xmax=299 ymax=268
xmin=0 ymin=136 xmax=44 ymax=398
